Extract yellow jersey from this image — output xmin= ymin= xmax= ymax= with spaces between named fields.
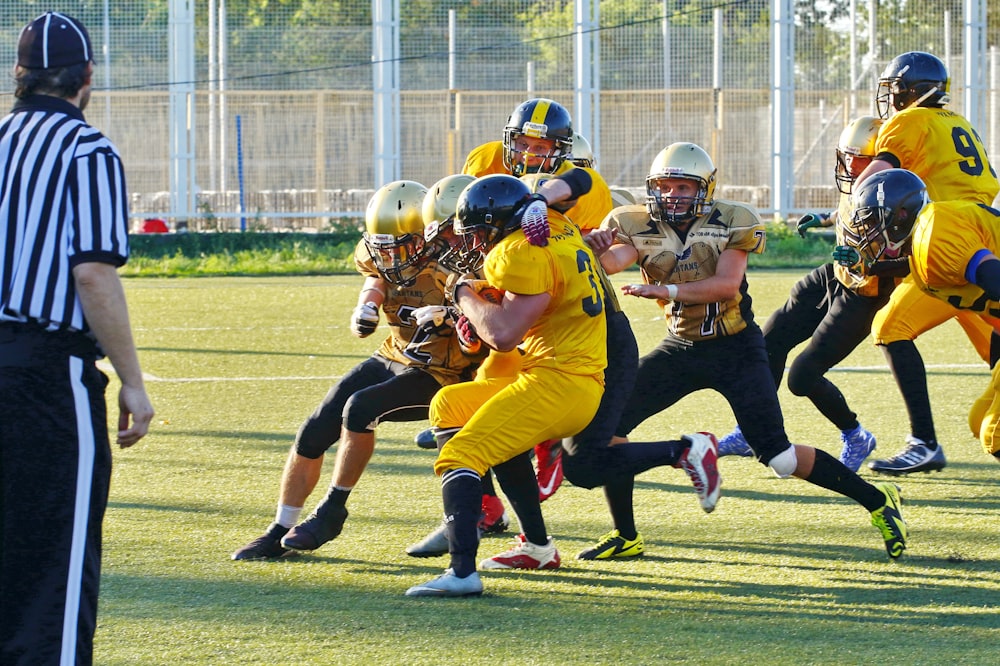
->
xmin=909 ymin=200 xmax=1000 ymax=328
xmin=876 ymin=107 xmax=999 ymax=204
xmin=482 ymin=216 xmax=607 ymax=380
xmin=462 ymin=140 xmax=614 ymax=231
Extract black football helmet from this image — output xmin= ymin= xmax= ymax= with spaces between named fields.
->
xmin=847 ymin=169 xmax=927 ymax=267
xmin=454 ymin=174 xmax=533 ymax=271
xmin=502 ymin=98 xmax=573 ymax=177
xmin=876 ymin=51 xmax=950 ymax=118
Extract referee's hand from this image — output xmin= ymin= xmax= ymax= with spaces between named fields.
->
xmin=117 ymin=384 xmax=154 ymax=448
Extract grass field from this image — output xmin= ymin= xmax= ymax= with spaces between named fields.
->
xmin=97 ymin=271 xmax=999 ymax=665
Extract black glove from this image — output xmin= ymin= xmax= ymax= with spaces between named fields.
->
xmin=350 ymin=302 xmax=379 ymax=337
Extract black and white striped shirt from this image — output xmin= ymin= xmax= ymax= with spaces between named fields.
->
xmin=0 ymin=94 xmax=129 ymax=335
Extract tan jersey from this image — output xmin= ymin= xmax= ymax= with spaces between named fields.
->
xmin=353 ymin=240 xmax=484 ymax=384
xmin=602 ymin=201 xmax=766 ymax=341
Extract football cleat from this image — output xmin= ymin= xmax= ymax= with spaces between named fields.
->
xmin=480 ymin=534 xmax=561 ymax=570
xmin=479 ymin=494 xmax=510 ymax=534
xmin=405 ymin=569 xmax=484 ymax=598
xmin=717 ymin=425 xmax=753 ymax=457
xmin=675 ymin=432 xmax=722 ymax=513
xmin=414 ymin=428 xmax=437 ymax=450
xmin=870 ymin=482 xmax=907 ymax=559
xmin=231 ymin=523 xmax=294 ymax=561
xmin=868 ymin=436 xmax=946 ymax=475
xmin=576 ymin=529 xmax=645 ymax=560
xmin=280 ymin=504 xmax=348 ymax=552
xmin=839 ymin=425 xmax=877 ymax=472
xmin=534 ymin=439 xmax=564 ymax=502
xmin=406 ymin=520 xmax=450 ymax=558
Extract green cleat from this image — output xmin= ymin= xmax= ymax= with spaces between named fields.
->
xmin=577 ymin=529 xmax=645 ymax=560
xmin=870 ymin=482 xmax=907 ymax=559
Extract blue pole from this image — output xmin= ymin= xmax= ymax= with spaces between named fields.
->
xmin=236 ymin=114 xmax=246 ymax=231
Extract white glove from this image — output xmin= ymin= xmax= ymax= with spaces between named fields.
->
xmin=350 ymin=302 xmax=380 ymax=337
xmin=412 ymin=305 xmax=458 ymax=335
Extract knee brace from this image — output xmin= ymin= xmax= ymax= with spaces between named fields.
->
xmin=767 ymin=445 xmax=798 ymax=478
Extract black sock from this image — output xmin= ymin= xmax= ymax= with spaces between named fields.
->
xmin=322 ymin=487 xmax=351 ymax=507
xmin=882 ymin=341 xmax=938 ymax=448
xmin=604 ymin=476 xmax=637 ymax=540
xmin=441 ymin=468 xmax=483 ymax=578
xmin=494 ymin=452 xmax=547 ymax=545
xmin=611 ymin=439 xmax=687 ymax=476
xmin=804 ymin=448 xmax=883 ymax=512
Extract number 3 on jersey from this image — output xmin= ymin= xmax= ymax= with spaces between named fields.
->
xmin=576 ymin=249 xmax=604 ymax=317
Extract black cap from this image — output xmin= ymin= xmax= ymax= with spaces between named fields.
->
xmin=17 ymin=12 xmax=93 ymax=70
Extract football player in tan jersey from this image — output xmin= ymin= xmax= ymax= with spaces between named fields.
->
xmin=231 ymin=180 xmax=485 ymax=561
xmin=717 ymin=116 xmax=894 ymax=472
xmin=845 ymin=169 xmax=1000 ymax=463
xmin=853 ymin=51 xmax=998 ymax=475
xmin=586 ymin=142 xmax=909 ymax=561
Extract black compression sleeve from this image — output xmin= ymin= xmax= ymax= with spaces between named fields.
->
xmin=555 ymin=167 xmax=592 ymax=200
xmin=974 ymin=258 xmax=1000 ymax=301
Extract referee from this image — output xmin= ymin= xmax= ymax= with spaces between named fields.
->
xmin=0 ymin=12 xmax=153 ymax=666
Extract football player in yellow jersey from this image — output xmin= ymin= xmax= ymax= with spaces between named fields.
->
xmin=853 ymin=51 xmax=999 ymax=475
xmin=405 ymin=174 xmax=609 ymax=596
xmin=846 ymin=168 xmax=1000 ymax=463
xmin=589 ymin=142 xmax=908 ymax=561
xmin=717 ymin=117 xmax=894 ymax=472
xmin=231 ymin=181 xmax=485 ymax=561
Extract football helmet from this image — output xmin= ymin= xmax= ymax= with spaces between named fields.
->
xmin=568 ymin=132 xmax=595 ymax=168
xmin=363 ymin=180 xmax=429 ymax=285
xmin=455 ymin=174 xmax=533 ymax=270
xmin=503 ymin=98 xmax=573 ymax=177
xmin=847 ymin=169 xmax=927 ymax=267
xmin=422 ymin=174 xmax=476 ymax=273
xmin=876 ymin=51 xmax=950 ymax=118
xmin=835 ymin=116 xmax=884 ymax=195
xmin=645 ymin=142 xmax=717 ymax=226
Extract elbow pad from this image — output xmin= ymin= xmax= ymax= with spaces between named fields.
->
xmin=556 ymin=167 xmax=593 ymax=200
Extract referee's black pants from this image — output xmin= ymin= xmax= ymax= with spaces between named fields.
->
xmin=1 ymin=325 xmax=109 ymax=666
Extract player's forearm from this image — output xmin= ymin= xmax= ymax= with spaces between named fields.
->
xmin=73 ymin=262 xmax=146 ymax=389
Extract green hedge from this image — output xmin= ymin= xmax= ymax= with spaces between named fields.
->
xmin=122 ymin=226 xmax=836 ymax=277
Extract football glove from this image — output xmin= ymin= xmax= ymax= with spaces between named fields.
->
xmin=412 ymin=305 xmax=458 ymax=336
xmin=520 ymin=194 xmax=550 ymax=247
xmin=455 ymin=315 xmax=482 ymax=355
xmin=350 ymin=301 xmax=380 ymax=337
xmin=832 ymin=245 xmax=861 ymax=269
xmin=796 ymin=212 xmax=827 ymax=238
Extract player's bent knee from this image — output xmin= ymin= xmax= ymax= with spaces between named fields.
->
xmin=342 ymin=395 xmax=378 ymax=433
xmin=767 ymin=445 xmax=797 ymax=478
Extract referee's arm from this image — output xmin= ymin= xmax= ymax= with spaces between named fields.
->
xmin=74 ymin=262 xmax=154 ymax=447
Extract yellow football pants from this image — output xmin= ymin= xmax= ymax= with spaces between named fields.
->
xmin=969 ymin=361 xmax=1000 ymax=457
xmin=872 ymin=277 xmax=992 ymax=362
xmin=430 ymin=366 xmax=603 ymax=477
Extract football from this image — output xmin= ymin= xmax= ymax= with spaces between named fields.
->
xmin=479 ymin=285 xmax=505 ymax=304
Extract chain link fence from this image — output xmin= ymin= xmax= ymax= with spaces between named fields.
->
xmin=2 ymin=1 xmax=998 ymax=230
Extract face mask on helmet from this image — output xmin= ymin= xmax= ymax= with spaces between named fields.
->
xmin=568 ymin=132 xmax=595 ymax=169
xmin=875 ymin=51 xmax=950 ymax=119
xmin=835 ymin=116 xmax=883 ymax=195
xmin=847 ymin=168 xmax=927 ymax=267
xmin=645 ymin=142 xmax=717 ymax=227
xmin=422 ymin=174 xmax=477 ymax=271
xmin=502 ymin=98 xmax=573 ymax=177
xmin=363 ymin=180 xmax=429 ymax=286
xmin=454 ymin=174 xmax=533 ymax=271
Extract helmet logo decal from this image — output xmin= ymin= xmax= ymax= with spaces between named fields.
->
xmin=521 ymin=121 xmax=548 ymax=138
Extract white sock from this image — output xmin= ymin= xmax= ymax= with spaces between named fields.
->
xmin=274 ymin=504 xmax=303 ymax=528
